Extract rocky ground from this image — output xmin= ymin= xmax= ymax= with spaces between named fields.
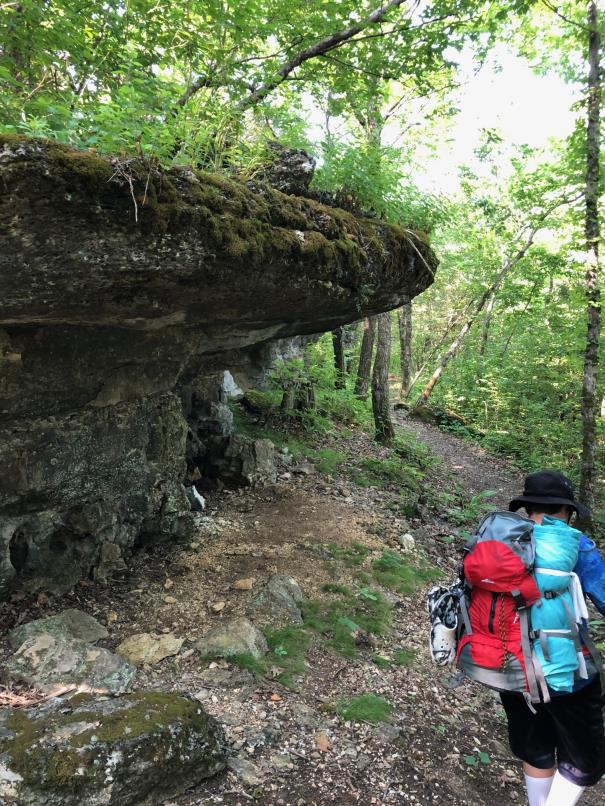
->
xmin=2 ymin=411 xmax=605 ymax=806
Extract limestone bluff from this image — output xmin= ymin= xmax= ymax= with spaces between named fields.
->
xmin=0 ymin=136 xmax=437 ymax=595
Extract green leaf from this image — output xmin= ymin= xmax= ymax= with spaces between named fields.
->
xmin=464 ymin=755 xmax=478 ymax=766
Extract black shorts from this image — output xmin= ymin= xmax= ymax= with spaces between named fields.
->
xmin=500 ymin=676 xmax=605 ymax=786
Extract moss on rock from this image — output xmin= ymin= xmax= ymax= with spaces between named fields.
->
xmin=0 ymin=691 xmax=225 ymax=805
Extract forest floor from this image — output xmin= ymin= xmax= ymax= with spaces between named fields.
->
xmin=4 ymin=408 xmax=605 ymax=806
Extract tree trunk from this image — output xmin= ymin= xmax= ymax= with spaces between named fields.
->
xmin=355 ymin=316 xmax=377 ymax=399
xmin=343 ymin=322 xmax=360 ymax=374
xmin=332 ymin=327 xmax=346 ymax=389
xmin=398 ymin=303 xmax=413 ymax=398
xmin=479 ymin=294 xmax=496 ymax=356
xmin=372 ymin=312 xmax=395 ymax=444
xmin=580 ymin=0 xmax=601 ymax=515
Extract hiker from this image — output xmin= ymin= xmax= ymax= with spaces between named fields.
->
xmin=428 ymin=470 xmax=605 ymax=805
xmin=501 ymin=471 xmax=605 ymax=806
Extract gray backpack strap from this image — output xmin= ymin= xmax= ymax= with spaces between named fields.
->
xmin=459 ymin=593 xmax=473 ymax=636
xmin=579 ymin=626 xmax=605 ymax=696
xmin=518 ymin=607 xmax=549 ymax=704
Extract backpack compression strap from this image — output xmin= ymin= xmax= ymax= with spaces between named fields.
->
xmin=533 ymin=568 xmax=605 ymax=695
xmin=516 ymin=597 xmax=550 ymax=704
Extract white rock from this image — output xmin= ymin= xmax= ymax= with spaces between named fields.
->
xmin=398 ymin=533 xmax=416 ymax=552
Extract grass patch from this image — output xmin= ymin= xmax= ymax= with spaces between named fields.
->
xmin=303 ymin=588 xmax=391 ymax=659
xmin=393 ymin=433 xmax=436 ymax=471
xmin=354 ymin=457 xmax=423 ymax=490
xmin=393 ymin=648 xmax=417 ymax=666
xmin=338 ymin=694 xmax=393 ymax=724
xmin=265 ymin=625 xmax=311 ymax=688
xmin=227 ymin=652 xmax=266 ymax=676
xmin=372 ymin=655 xmax=391 ymax=669
xmin=321 ymin=582 xmax=352 ymax=595
xmin=434 ymin=488 xmax=497 ymax=526
xmin=327 ymin=542 xmax=370 ymax=568
xmin=224 ymin=626 xmax=311 ymax=688
xmin=371 ymin=549 xmax=436 ymax=594
xmin=316 ymin=448 xmax=347 ymax=475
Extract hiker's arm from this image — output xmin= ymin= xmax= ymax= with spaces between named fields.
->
xmin=575 ymin=535 xmax=605 ymax=616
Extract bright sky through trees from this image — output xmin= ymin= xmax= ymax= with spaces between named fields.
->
xmin=419 ymin=44 xmax=579 ymax=193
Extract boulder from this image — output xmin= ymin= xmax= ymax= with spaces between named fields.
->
xmin=6 ymin=633 xmax=136 ymax=695
xmin=8 ymin=609 xmax=109 ymax=650
xmin=246 ymin=575 xmax=304 ymax=627
xmin=194 ymin=617 xmax=268 ymax=661
xmin=255 ymin=141 xmax=316 ymax=195
xmin=207 ymin=435 xmax=276 ymax=487
xmin=115 ymin=633 xmax=184 ymax=666
xmin=0 ymin=691 xmax=225 ymax=805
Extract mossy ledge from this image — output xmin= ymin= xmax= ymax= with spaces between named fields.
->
xmin=0 ymin=135 xmax=437 ymax=333
xmin=0 ymin=691 xmax=226 ymax=805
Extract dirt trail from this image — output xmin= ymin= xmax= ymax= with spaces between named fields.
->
xmin=4 ymin=415 xmax=605 ymax=805
xmin=397 ymin=415 xmax=523 ymax=510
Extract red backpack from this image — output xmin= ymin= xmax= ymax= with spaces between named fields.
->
xmin=456 ymin=511 xmax=604 ymax=706
xmin=457 ymin=511 xmax=543 ymax=700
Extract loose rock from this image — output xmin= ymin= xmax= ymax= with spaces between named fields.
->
xmin=115 ymin=632 xmax=184 ymax=666
xmin=194 ymin=617 xmax=268 ymax=660
xmin=398 ymin=533 xmax=416 ymax=552
xmin=246 ymin=574 xmax=304 ymax=627
xmin=6 ymin=633 xmax=135 ymax=695
xmin=227 ymin=756 xmax=264 ymax=786
xmin=233 ymin=577 xmax=255 ymax=591
xmin=8 ymin=609 xmax=109 ymax=650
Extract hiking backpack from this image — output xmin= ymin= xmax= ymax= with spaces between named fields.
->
xmin=427 ymin=510 xmax=605 ymax=706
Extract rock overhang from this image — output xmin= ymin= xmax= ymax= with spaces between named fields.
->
xmin=0 ymin=136 xmax=438 ymax=595
xmin=0 ymin=135 xmax=437 ymax=341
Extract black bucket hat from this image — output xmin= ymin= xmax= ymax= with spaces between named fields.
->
xmin=509 ymin=470 xmax=590 ymax=520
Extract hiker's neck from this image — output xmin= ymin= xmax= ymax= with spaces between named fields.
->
xmin=528 ymin=508 xmax=572 ymax=525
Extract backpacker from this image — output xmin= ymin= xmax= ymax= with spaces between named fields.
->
xmin=428 ymin=510 xmax=605 ymax=706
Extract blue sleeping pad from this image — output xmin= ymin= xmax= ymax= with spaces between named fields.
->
xmin=531 ymin=517 xmax=582 ymax=692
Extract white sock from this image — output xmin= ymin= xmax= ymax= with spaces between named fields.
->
xmin=524 ymin=772 xmax=555 ymax=806
xmin=545 ymin=771 xmax=585 ymax=806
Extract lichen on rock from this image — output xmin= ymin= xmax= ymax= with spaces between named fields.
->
xmin=8 ymin=609 xmax=109 ymax=650
xmin=194 ymin=617 xmax=269 ymax=660
xmin=6 ymin=633 xmax=136 ymax=695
